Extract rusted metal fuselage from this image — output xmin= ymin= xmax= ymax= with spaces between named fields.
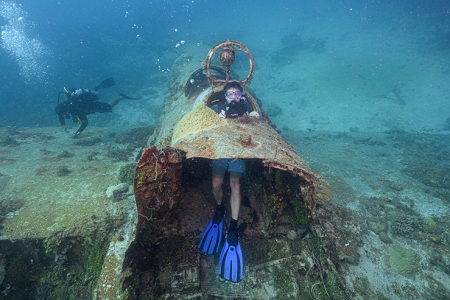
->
xmin=134 ymin=41 xmax=322 ymax=230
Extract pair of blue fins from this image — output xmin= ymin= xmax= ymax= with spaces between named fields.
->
xmin=198 ymin=206 xmax=243 ymax=283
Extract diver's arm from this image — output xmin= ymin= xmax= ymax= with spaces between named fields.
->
xmin=73 ymin=115 xmax=88 ymax=139
xmin=211 ymin=103 xmax=226 ymax=118
xmin=90 ymin=90 xmax=100 ymax=100
xmin=58 ymin=114 xmax=66 ymax=127
xmin=211 ymin=99 xmax=227 ymax=115
xmin=245 ymin=101 xmax=254 ymax=113
xmin=58 ymin=114 xmax=69 ymax=132
xmin=249 ymin=111 xmax=259 ymax=119
xmin=245 ymin=101 xmax=259 ymax=119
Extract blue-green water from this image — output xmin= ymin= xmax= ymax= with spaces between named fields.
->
xmin=1 ymin=0 xmax=449 ymax=131
xmin=1 ymin=0 xmax=450 ymax=298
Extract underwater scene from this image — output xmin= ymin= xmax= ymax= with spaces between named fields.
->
xmin=1 ymin=0 xmax=450 ymax=299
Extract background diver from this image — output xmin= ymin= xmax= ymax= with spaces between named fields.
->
xmin=54 ymin=77 xmax=141 ymax=138
xmin=198 ymin=82 xmax=259 ymax=283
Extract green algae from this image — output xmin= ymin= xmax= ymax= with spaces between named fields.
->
xmin=273 ymin=263 xmax=296 ymax=299
xmin=423 ymin=217 xmax=436 ymax=233
xmin=351 ymin=275 xmax=377 ymax=299
xmin=113 ymin=126 xmax=155 ymax=149
xmin=6 ymin=255 xmax=29 ymax=284
xmin=287 ymin=236 xmax=303 ymax=256
xmin=389 ymin=244 xmax=420 ymax=279
xmin=245 ymin=237 xmax=272 ymax=265
xmin=1 ymin=226 xmax=111 ymax=300
xmin=107 ymin=146 xmax=133 ymax=161
xmin=56 ymin=166 xmax=70 ymax=176
xmin=83 ymin=231 xmax=110 ymax=278
xmin=289 ymin=197 xmax=310 ymax=225
xmin=118 ymin=162 xmax=136 ymax=184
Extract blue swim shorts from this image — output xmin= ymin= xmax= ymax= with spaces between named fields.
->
xmin=210 ymin=158 xmax=246 ymax=175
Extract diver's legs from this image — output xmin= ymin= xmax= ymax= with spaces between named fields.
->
xmin=199 ymin=172 xmax=225 ymax=254
xmin=212 ymin=174 xmax=225 ymax=206
xmin=219 ymin=175 xmax=243 ymax=283
xmin=229 ymin=177 xmax=241 ymax=220
xmin=109 ymin=96 xmax=123 ymax=108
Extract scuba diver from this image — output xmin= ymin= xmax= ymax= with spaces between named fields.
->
xmin=198 ymin=82 xmax=259 ymax=283
xmin=54 ymin=78 xmax=141 ymax=139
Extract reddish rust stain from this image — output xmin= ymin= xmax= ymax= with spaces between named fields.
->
xmin=134 ymin=146 xmax=183 ymax=228
xmin=236 ymin=126 xmax=249 ymax=132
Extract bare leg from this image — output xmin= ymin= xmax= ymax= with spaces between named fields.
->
xmin=212 ymin=174 xmax=224 ymax=206
xmin=109 ymin=96 xmax=123 ymax=108
xmin=229 ymin=177 xmax=241 ymax=220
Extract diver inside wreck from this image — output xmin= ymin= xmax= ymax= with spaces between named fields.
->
xmin=199 ymin=81 xmax=259 ymax=283
xmin=123 ymin=41 xmax=340 ymax=299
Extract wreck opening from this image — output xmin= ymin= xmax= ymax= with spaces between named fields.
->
xmin=124 ymin=153 xmax=314 ymax=297
xmin=181 ymin=157 xmax=312 ymax=236
xmin=135 ymin=155 xmax=312 ymax=231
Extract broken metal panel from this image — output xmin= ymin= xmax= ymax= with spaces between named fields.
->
xmin=134 ymin=146 xmax=183 ymax=228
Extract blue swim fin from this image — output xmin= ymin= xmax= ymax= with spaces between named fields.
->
xmin=219 ymin=229 xmax=243 ymax=283
xmin=199 ymin=207 xmax=225 ymax=254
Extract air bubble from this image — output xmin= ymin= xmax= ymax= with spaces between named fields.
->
xmin=0 ymin=1 xmax=51 ymax=83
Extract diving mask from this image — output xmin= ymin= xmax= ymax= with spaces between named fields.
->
xmin=225 ymin=90 xmax=242 ymax=99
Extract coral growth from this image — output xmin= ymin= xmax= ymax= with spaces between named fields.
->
xmin=118 ymin=163 xmax=137 ymax=184
xmin=57 ymin=150 xmax=74 ymax=158
xmin=315 ymin=203 xmax=362 ymax=265
xmin=391 ymin=214 xmax=424 ymax=236
xmin=56 ymin=166 xmax=70 ymax=176
xmin=113 ymin=126 xmax=155 ymax=148
xmin=0 ymin=136 xmax=19 ymax=146
xmin=107 ymin=147 xmax=133 ymax=161
xmin=367 ymin=218 xmax=387 ymax=235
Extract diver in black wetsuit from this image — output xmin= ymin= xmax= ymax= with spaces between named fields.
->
xmin=54 ymin=78 xmax=141 ymax=139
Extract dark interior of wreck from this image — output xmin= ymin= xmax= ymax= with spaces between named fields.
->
xmin=122 ymin=154 xmax=317 ymax=297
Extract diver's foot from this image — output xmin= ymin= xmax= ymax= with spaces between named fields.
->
xmin=219 ymin=229 xmax=243 ymax=283
xmin=199 ymin=205 xmax=225 ymax=254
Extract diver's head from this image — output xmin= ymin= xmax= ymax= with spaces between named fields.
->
xmin=224 ymin=82 xmax=243 ymax=103
xmin=64 ymin=87 xmax=82 ymax=99
xmin=55 ymin=103 xmax=70 ymax=118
